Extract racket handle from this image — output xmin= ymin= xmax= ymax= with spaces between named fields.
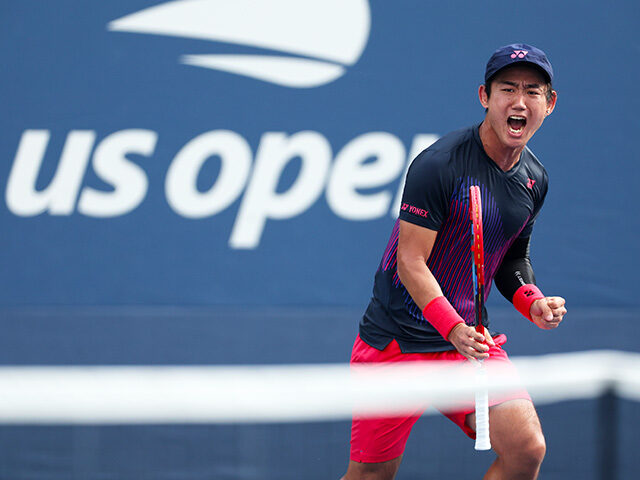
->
xmin=474 ymin=362 xmax=491 ymax=451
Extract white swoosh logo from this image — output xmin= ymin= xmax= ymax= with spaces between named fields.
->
xmin=108 ymin=0 xmax=371 ymax=88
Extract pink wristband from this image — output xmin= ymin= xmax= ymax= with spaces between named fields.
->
xmin=513 ymin=284 xmax=545 ymax=321
xmin=422 ymin=296 xmax=465 ymax=341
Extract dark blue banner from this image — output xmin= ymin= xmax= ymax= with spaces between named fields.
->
xmin=2 ymin=0 xmax=637 ymax=308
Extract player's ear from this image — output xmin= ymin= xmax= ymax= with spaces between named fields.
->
xmin=478 ymin=84 xmax=489 ymax=109
xmin=545 ymin=90 xmax=557 ymax=117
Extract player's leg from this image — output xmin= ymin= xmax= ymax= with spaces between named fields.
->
xmin=341 ymin=412 xmax=420 ymax=480
xmin=341 ymin=336 xmax=433 ymax=480
xmin=340 ymin=455 xmax=403 ymax=480
xmin=467 ymin=399 xmax=546 ymax=480
xmin=340 ymin=336 xmax=410 ymax=479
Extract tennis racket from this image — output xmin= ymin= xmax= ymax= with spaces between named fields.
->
xmin=470 ymin=185 xmax=491 ymax=451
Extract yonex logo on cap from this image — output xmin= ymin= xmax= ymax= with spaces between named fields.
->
xmin=485 ymin=44 xmax=553 ymax=86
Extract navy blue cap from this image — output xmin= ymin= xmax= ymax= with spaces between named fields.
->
xmin=484 ymin=43 xmax=554 ymax=84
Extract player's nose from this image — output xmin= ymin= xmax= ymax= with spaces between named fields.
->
xmin=512 ymin=92 xmax=527 ymax=110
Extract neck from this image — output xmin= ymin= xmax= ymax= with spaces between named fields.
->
xmin=478 ymin=121 xmax=524 ymax=172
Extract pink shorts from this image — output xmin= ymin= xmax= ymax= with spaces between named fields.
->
xmin=349 ymin=334 xmax=531 ymax=463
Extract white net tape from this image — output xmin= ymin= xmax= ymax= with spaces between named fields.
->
xmin=0 ymin=350 xmax=638 ymax=424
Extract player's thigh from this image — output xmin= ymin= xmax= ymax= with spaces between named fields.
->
xmin=486 ymin=399 xmax=545 ymax=456
xmin=342 ymin=456 xmax=403 ymax=480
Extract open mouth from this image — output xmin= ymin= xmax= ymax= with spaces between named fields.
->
xmin=507 ymin=115 xmax=526 ymax=134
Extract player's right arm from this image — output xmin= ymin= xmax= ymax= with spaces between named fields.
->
xmin=396 ymin=220 xmax=441 ymax=308
xmin=397 ymin=219 xmax=493 ymax=360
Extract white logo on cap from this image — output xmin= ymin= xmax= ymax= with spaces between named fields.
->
xmin=108 ymin=0 xmax=371 ymax=88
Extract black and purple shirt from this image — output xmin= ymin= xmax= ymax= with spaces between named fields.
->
xmin=360 ymin=124 xmax=548 ymax=353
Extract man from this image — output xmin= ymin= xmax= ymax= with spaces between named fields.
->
xmin=341 ymin=44 xmax=567 ymax=480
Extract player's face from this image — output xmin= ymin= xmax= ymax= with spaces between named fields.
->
xmin=479 ymin=65 xmax=556 ymax=150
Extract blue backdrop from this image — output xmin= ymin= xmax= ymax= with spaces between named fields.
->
xmin=0 ymin=1 xmax=638 ymax=479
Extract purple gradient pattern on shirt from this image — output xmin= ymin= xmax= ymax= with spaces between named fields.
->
xmin=379 ymin=177 xmax=530 ymax=326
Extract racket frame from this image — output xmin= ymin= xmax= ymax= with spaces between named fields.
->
xmin=470 ymin=185 xmax=491 ymax=451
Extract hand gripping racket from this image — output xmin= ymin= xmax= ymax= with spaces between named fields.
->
xmin=470 ymin=185 xmax=491 ymax=451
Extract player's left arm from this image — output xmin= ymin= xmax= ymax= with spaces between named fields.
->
xmin=494 ymin=236 xmax=567 ymax=329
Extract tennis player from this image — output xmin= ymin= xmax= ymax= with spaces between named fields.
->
xmin=341 ymin=44 xmax=567 ymax=480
